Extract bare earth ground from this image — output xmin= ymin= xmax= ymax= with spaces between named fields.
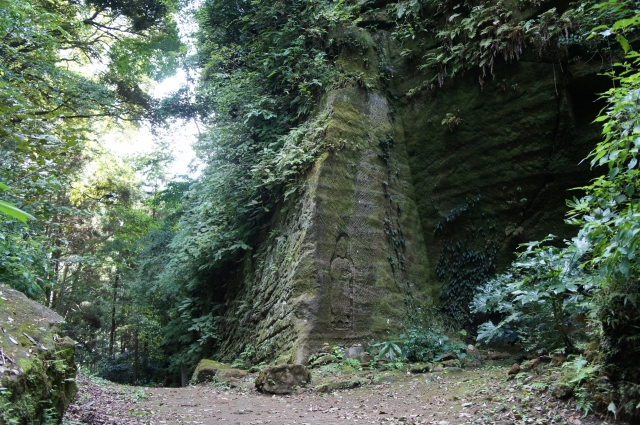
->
xmin=63 ymin=364 xmax=617 ymax=425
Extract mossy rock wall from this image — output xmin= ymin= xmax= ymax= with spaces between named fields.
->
xmin=385 ymin=31 xmax=608 ymax=319
xmin=216 ymin=0 xmax=607 ymax=361
xmin=219 ymin=83 xmax=434 ymax=365
xmin=0 ymin=286 xmax=77 ymax=424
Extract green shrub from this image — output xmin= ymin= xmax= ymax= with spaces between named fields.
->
xmin=471 ymin=236 xmax=594 ymax=353
xmin=370 ymin=340 xmax=403 ymax=361
xmin=470 ymin=1 xmax=640 ymax=417
xmin=341 ymin=358 xmax=363 ymax=371
xmin=401 ymin=327 xmax=467 ymax=362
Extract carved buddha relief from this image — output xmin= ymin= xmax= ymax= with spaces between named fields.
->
xmin=329 ymin=234 xmax=354 ymax=331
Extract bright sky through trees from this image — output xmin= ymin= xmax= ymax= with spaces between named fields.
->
xmin=104 ymin=0 xmax=201 ymax=180
xmin=105 ymin=69 xmax=199 ymax=179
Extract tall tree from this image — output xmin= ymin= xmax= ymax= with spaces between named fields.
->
xmin=0 ymin=0 xmax=182 ymax=299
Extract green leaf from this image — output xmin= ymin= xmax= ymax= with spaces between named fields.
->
xmin=230 ymin=242 xmax=251 ymax=251
xmin=609 ymin=167 xmax=620 ymax=178
xmin=612 ymin=16 xmax=640 ymax=31
xmin=618 ymin=258 xmax=630 ymax=277
xmin=0 ymin=200 xmax=34 ymax=224
xmin=616 ymin=34 xmax=631 ymax=54
xmin=625 ymin=184 xmax=635 ymax=197
xmin=615 ymin=193 xmax=627 ymax=203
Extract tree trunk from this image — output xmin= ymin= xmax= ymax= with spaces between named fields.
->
xmin=51 ymin=263 xmax=69 ymax=309
xmin=47 ymin=254 xmax=60 ymax=308
xmin=133 ymin=328 xmax=139 ymax=383
xmin=181 ymin=366 xmax=189 ymax=387
xmin=108 ymin=274 xmax=119 ymax=356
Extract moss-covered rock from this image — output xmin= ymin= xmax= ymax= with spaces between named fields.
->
xmin=0 ymin=286 xmax=77 ymax=424
xmin=410 ymin=363 xmax=433 ymax=374
xmin=255 ymin=364 xmax=311 ymax=394
xmin=315 ymin=378 xmax=362 ymax=393
xmin=310 ymin=354 xmax=339 ymax=368
xmin=191 ymin=359 xmax=247 ymax=384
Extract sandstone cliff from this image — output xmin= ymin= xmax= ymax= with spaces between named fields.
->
xmin=214 ymin=0 xmax=607 ymax=365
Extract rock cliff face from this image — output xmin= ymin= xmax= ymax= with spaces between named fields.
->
xmin=219 ymin=86 xmax=434 ymax=364
xmin=0 ymin=286 xmax=77 ymax=424
xmin=216 ymin=0 xmax=607 ymax=364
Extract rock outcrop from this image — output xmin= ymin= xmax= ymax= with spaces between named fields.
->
xmin=0 ymin=285 xmax=77 ymax=424
xmin=213 ymin=0 xmax=606 ymax=365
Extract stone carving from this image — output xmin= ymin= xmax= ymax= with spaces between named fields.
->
xmin=329 ymin=235 xmax=354 ymax=331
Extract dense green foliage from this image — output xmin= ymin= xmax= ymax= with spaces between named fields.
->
xmin=0 ymin=0 xmax=180 ymax=296
xmin=0 ymin=0 xmax=370 ymax=383
xmin=472 ymin=236 xmax=593 ymax=350
xmin=2 ymin=3 xmax=640 ymax=422
xmin=172 ymin=0 xmax=358 ymax=265
xmin=0 ymin=0 xmax=183 ymax=386
xmin=401 ymin=327 xmax=468 ymax=363
xmin=390 ymin=0 xmax=627 ymax=94
xmin=139 ymin=0 xmax=368 ymax=372
xmin=471 ymin=1 xmax=640 ymax=417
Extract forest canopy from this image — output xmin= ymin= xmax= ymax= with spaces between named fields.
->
xmin=0 ymin=0 xmax=183 ymax=381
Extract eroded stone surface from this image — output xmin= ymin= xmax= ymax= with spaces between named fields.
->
xmin=255 ymin=364 xmax=311 ymax=394
xmin=218 ymin=85 xmax=433 ymax=365
xmin=0 ymin=285 xmax=77 ymax=423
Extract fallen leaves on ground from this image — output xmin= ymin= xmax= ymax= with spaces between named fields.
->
xmin=63 ymin=366 xmax=615 ymax=425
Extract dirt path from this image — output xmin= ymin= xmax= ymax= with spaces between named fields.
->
xmin=63 ymin=365 xmax=614 ymax=425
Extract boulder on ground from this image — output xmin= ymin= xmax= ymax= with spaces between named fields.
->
xmin=345 ymin=345 xmax=373 ymax=364
xmin=508 ymin=363 xmax=521 ymax=375
xmin=345 ymin=345 xmax=364 ymax=359
xmin=310 ymin=354 xmax=338 ymax=368
xmin=551 ymin=354 xmax=567 ymax=366
xmin=465 ymin=353 xmax=483 ymax=368
xmin=486 ymin=352 xmax=512 ymax=360
xmin=522 ymin=358 xmax=543 ymax=370
xmin=315 ymin=378 xmax=362 ymax=393
xmin=552 ymin=382 xmax=574 ymax=399
xmin=192 ymin=359 xmax=247 ymax=384
xmin=410 ymin=362 xmax=433 ymax=374
xmin=441 ymin=352 xmax=458 ymax=361
xmin=255 ymin=364 xmax=311 ymax=394
xmin=358 ymin=352 xmax=374 ymax=363
xmin=0 ymin=285 xmax=77 ymax=424
xmin=441 ymin=359 xmax=459 ymax=368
